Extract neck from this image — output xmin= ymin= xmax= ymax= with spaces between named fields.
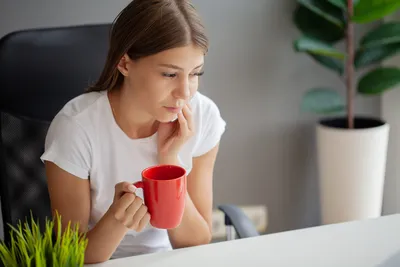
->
xmin=108 ymin=88 xmax=159 ymax=139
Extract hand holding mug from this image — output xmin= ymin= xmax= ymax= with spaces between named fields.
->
xmin=109 ymin=182 xmax=151 ymax=232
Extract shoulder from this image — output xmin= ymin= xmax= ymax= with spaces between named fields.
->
xmin=45 ymin=90 xmax=108 ymax=146
xmin=48 ymin=91 xmax=106 ymax=133
xmin=191 ymin=91 xmax=222 ymax=118
xmin=190 ymin=92 xmax=226 ymax=157
xmin=56 ymin=91 xmax=106 ymax=119
xmin=44 ymin=91 xmax=106 ymax=159
xmin=40 ymin=91 xmax=105 ymax=179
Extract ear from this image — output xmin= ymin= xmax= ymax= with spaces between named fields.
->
xmin=116 ymin=54 xmax=130 ymax=76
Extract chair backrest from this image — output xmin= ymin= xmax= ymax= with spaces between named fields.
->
xmin=0 ymin=24 xmax=111 ymax=243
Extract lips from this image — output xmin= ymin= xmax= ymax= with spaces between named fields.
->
xmin=164 ymin=106 xmax=182 ymax=113
xmin=164 ymin=99 xmax=186 ymax=114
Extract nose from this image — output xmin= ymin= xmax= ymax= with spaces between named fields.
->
xmin=175 ymin=78 xmax=191 ymax=100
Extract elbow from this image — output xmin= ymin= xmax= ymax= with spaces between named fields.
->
xmin=84 ymin=257 xmax=109 ymax=264
xmin=194 ymin=226 xmax=213 ymax=246
xmin=175 ymin=230 xmax=212 ymax=249
xmin=199 ymin=230 xmax=212 ymax=245
xmin=84 ymin=250 xmax=111 ymax=264
xmin=191 ymin=232 xmax=212 ymax=247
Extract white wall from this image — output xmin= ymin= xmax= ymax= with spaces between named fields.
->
xmin=382 ymin=11 xmax=400 ymax=215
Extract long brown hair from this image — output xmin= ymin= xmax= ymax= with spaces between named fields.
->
xmin=86 ymin=0 xmax=209 ymax=92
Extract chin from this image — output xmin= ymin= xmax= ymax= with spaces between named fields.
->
xmin=156 ymin=113 xmax=178 ymax=123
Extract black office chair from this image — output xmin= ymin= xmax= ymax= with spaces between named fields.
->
xmin=0 ymin=24 xmax=258 ymax=244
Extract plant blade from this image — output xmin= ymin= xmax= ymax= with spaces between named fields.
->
xmin=360 ymin=22 xmax=400 ymax=48
xmin=355 ymin=43 xmax=400 ymax=69
xmin=293 ymin=4 xmax=345 ymax=43
xmin=352 ymin=0 xmax=400 ymax=23
xmin=326 ymin=0 xmax=360 ymax=10
xmin=294 ymin=36 xmax=345 ymax=59
xmin=309 ymin=54 xmax=344 ymax=75
xmin=301 ymin=88 xmax=345 ymax=114
xmin=0 ymin=211 xmax=88 ymax=267
xmin=297 ymin=0 xmax=345 ymax=27
xmin=358 ymin=67 xmax=400 ymax=94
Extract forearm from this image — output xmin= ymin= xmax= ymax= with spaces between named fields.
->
xmin=159 ymin=156 xmax=212 ymax=248
xmin=167 ymin=194 xmax=212 ymax=249
xmin=83 ymin=210 xmax=128 ymax=264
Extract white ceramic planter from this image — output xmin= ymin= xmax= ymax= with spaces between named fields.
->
xmin=316 ymin=117 xmax=390 ymax=224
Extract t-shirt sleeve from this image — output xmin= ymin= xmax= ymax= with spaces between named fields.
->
xmin=40 ymin=114 xmax=92 ymax=179
xmin=193 ymin=98 xmax=226 ymax=157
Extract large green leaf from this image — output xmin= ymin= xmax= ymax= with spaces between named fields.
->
xmin=297 ymin=0 xmax=345 ymax=28
xmin=355 ymin=43 xmax=400 ymax=68
xmin=293 ymin=5 xmax=345 ymax=43
xmin=309 ymin=54 xmax=344 ymax=75
xmin=301 ymin=88 xmax=345 ymax=114
xmin=294 ymin=36 xmax=345 ymax=59
xmin=358 ymin=67 xmax=400 ymax=94
xmin=360 ymin=22 xmax=400 ymax=48
xmin=326 ymin=0 xmax=360 ymax=10
xmin=352 ymin=0 xmax=400 ymax=23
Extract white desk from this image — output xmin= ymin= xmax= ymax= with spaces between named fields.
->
xmin=86 ymin=214 xmax=400 ymax=267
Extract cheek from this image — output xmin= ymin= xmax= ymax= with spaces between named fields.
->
xmin=189 ymin=80 xmax=199 ymax=95
xmin=146 ymin=77 xmax=173 ymax=101
xmin=135 ymin=72 xmax=165 ymax=93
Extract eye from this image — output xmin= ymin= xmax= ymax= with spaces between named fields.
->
xmin=162 ymin=73 xmax=177 ymax=78
xmin=192 ymin=71 xmax=204 ymax=77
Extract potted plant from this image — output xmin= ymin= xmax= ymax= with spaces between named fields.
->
xmin=292 ymin=0 xmax=400 ymax=224
xmin=0 ymin=211 xmax=88 ymax=267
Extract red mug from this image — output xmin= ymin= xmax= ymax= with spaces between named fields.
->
xmin=133 ymin=165 xmax=187 ymax=229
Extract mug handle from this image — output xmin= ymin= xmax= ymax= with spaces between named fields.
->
xmin=132 ymin=181 xmax=147 ymax=206
xmin=133 ymin=181 xmax=144 ymax=189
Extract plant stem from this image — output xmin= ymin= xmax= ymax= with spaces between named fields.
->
xmin=346 ymin=0 xmax=355 ymax=129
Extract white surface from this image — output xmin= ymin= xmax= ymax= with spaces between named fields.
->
xmin=317 ymin=123 xmax=389 ymax=224
xmin=86 ymin=214 xmax=400 ymax=267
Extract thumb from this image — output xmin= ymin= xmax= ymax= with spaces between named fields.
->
xmin=114 ymin=182 xmax=136 ymax=200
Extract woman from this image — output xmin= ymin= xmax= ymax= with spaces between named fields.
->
xmin=40 ymin=0 xmax=226 ymax=264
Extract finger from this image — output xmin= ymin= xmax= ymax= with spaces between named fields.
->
xmin=177 ymin=111 xmax=189 ymax=137
xmin=125 ymin=197 xmax=144 ymax=228
xmin=182 ymin=104 xmax=194 ymax=132
xmin=131 ymin=205 xmax=148 ymax=230
xmin=114 ymin=182 xmax=136 ymax=201
xmin=114 ymin=193 xmax=136 ymax=220
xmin=117 ymin=193 xmax=136 ymax=211
xmin=136 ymin=213 xmax=151 ymax=232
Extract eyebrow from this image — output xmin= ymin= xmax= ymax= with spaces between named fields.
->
xmin=158 ymin=63 xmax=204 ymax=71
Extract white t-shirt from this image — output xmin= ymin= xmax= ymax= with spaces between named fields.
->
xmin=40 ymin=90 xmax=226 ymax=259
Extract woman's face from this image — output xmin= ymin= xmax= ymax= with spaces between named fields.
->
xmin=117 ymin=44 xmax=205 ymax=123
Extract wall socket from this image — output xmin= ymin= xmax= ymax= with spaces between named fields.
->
xmin=211 ymin=205 xmax=268 ymax=240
